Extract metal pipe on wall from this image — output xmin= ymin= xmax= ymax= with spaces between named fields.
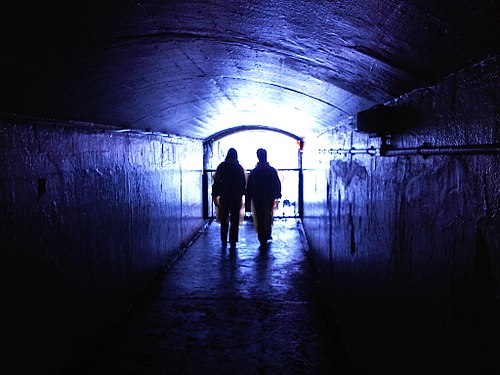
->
xmin=381 ymin=143 xmax=500 ymax=156
xmin=317 ymin=144 xmax=500 ymax=157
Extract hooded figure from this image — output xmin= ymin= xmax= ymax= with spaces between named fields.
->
xmin=245 ymin=148 xmax=281 ymax=247
xmin=211 ymin=148 xmax=246 ymax=247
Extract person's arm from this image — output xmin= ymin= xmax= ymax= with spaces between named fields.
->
xmin=274 ymin=170 xmax=282 ymax=199
xmin=211 ymin=165 xmax=223 ymax=198
xmin=240 ymin=168 xmax=247 ymax=196
xmin=245 ymin=173 xmax=253 ymax=212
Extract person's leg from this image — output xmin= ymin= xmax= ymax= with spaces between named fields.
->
xmin=267 ymin=201 xmax=275 ymax=240
xmin=218 ymin=202 xmax=229 ymax=244
xmin=254 ymin=202 xmax=270 ymax=245
xmin=228 ymin=210 xmax=239 ymax=245
xmin=228 ymin=200 xmax=242 ymax=245
xmin=260 ymin=202 xmax=273 ymax=242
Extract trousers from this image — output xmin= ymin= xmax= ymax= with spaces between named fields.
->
xmin=218 ymin=197 xmax=243 ymax=244
xmin=251 ymin=200 xmax=275 ymax=245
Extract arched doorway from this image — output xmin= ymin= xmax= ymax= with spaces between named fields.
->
xmin=203 ymin=126 xmax=304 ymax=220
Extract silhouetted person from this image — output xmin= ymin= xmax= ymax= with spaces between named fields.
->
xmin=212 ymin=148 xmax=246 ymax=248
xmin=246 ymin=148 xmax=281 ymax=247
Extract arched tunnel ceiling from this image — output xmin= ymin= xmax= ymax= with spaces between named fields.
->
xmin=1 ymin=0 xmax=498 ymax=140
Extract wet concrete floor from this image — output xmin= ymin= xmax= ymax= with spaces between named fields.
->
xmin=69 ymin=219 xmax=351 ymax=374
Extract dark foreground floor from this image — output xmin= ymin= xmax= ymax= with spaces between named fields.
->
xmin=68 ymin=219 xmax=351 ymax=374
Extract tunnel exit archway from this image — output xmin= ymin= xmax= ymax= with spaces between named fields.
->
xmin=203 ymin=126 xmax=304 ymax=220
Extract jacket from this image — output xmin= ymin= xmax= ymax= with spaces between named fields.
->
xmin=212 ymin=159 xmax=246 ymax=202
xmin=246 ymin=161 xmax=281 ymax=205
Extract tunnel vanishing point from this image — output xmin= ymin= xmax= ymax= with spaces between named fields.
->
xmin=1 ymin=1 xmax=499 ymax=374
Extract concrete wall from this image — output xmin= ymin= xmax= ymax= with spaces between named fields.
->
xmin=0 ymin=119 xmax=204 ymax=374
xmin=302 ymin=57 xmax=499 ymax=374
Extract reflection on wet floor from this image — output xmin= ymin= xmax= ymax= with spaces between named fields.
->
xmin=70 ymin=219 xmax=351 ymax=374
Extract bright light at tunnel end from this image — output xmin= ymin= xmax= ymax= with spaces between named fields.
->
xmin=210 ymin=98 xmax=316 ymax=141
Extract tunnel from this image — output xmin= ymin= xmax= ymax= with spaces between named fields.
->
xmin=1 ymin=1 xmax=499 ymax=374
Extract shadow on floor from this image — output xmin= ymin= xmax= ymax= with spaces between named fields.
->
xmin=66 ymin=219 xmax=352 ymax=374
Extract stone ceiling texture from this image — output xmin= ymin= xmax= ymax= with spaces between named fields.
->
xmin=1 ymin=1 xmax=498 ymax=139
